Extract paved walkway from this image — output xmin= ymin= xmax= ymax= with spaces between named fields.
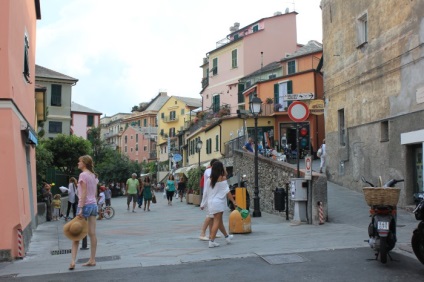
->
xmin=0 ymin=180 xmax=419 ymax=278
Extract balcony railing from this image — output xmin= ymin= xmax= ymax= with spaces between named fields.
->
xmin=201 ymin=77 xmax=209 ymax=89
xmin=223 ymin=135 xmax=246 ymax=157
xmin=162 ymin=116 xmax=179 ymax=123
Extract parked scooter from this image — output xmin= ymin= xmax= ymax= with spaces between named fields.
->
xmin=411 ymin=198 xmax=424 ymax=264
xmin=361 ymin=176 xmax=404 ymax=264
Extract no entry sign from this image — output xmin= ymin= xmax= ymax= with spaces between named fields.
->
xmin=288 ymin=101 xmax=310 ymax=122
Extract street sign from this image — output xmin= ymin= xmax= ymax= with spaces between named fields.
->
xmin=309 ymin=99 xmax=324 ymax=115
xmin=284 ymin=93 xmax=314 ymax=101
xmin=305 ymin=156 xmax=312 ymax=180
xmin=173 ymin=154 xmax=182 ymax=162
xmin=288 ymin=101 xmax=310 ymax=122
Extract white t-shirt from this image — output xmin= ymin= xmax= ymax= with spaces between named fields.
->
xmin=206 ymin=179 xmax=230 ymax=214
xmin=321 ymin=144 xmax=326 ymax=157
xmin=203 ymin=167 xmax=212 ymax=188
xmin=98 ymin=192 xmax=105 ymax=205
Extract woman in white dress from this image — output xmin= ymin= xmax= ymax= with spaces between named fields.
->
xmin=201 ymin=161 xmax=237 ymax=248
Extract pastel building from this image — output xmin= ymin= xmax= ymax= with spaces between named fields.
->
xmin=0 ymin=0 xmax=41 ymax=261
xmin=70 ymin=102 xmax=102 ymax=139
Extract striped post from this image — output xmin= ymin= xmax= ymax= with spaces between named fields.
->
xmin=318 ymin=202 xmax=325 ymax=225
xmin=17 ymin=229 xmax=24 ymax=259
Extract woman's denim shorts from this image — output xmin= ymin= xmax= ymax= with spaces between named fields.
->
xmin=77 ymin=204 xmax=98 ymax=218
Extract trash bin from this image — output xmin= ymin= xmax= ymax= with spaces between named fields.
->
xmin=274 ymin=188 xmax=286 ymax=211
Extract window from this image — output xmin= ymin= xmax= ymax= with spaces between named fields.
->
xmin=51 ymin=84 xmax=62 ymax=106
xmin=169 ymin=127 xmax=175 ymax=137
xmin=212 ymin=58 xmax=218 ymax=75
xmin=161 ymin=112 xmax=165 ymax=119
xmin=135 ymin=144 xmax=138 ymax=151
xmin=380 ymin=121 xmax=389 ymax=142
xmin=287 ymin=61 xmax=296 ymax=75
xmin=206 ymin=138 xmax=212 ymax=154
xmin=170 ymin=111 xmax=176 ymax=120
xmin=357 ymin=12 xmax=368 ymax=47
xmin=125 ymin=136 xmax=128 ymax=144
xmin=212 ymin=95 xmax=220 ymax=113
xmin=144 ymin=145 xmax=148 ymax=151
xmin=143 ymin=119 xmax=147 ymax=126
xmin=234 ymin=34 xmax=239 ymax=40
xmin=232 ymin=49 xmax=238 ymax=68
xmin=338 ymin=109 xmax=346 ymax=146
xmin=87 ymin=115 xmax=94 ymax=126
xmin=125 ymin=146 xmax=127 ymax=153
xmin=181 ymin=109 xmax=185 ymax=115
xmin=273 ymin=81 xmax=293 ymax=111
xmin=215 ymin=135 xmax=219 ymax=151
xmin=23 ymin=35 xmax=30 ymax=83
xmin=238 ymin=83 xmax=245 ymax=104
xmin=269 ymin=74 xmax=276 ymax=79
xmin=136 ymin=134 xmax=138 ymax=142
xmin=131 ymin=148 xmax=133 ymax=152
xmin=48 ymin=121 xmax=62 ymax=133
xmin=253 ymin=25 xmax=259 ymax=32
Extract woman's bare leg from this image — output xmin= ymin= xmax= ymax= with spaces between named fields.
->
xmin=83 ymin=216 xmax=97 ymax=265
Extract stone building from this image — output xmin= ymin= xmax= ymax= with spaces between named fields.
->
xmin=321 ymin=0 xmax=424 ymax=206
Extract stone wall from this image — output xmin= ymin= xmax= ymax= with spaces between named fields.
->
xmin=232 ymin=150 xmax=328 ymax=224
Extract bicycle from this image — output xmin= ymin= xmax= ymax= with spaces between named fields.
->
xmin=100 ymin=205 xmax=115 ymax=219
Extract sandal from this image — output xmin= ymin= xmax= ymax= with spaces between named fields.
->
xmin=82 ymin=262 xmax=96 ymax=267
xmin=69 ymin=263 xmax=75 ymax=270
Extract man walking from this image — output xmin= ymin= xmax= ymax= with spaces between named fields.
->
xmin=126 ymin=173 xmax=140 ymax=212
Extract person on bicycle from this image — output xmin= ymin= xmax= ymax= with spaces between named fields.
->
xmin=97 ymin=186 xmax=106 ymax=220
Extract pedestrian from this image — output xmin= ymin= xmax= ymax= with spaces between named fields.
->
xmin=166 ymin=174 xmax=176 ymax=206
xmin=319 ymin=139 xmax=326 ymax=174
xmin=42 ymin=182 xmax=53 ymax=221
xmin=137 ymin=177 xmax=144 ymax=208
xmin=199 ymin=159 xmax=219 ymax=241
xmin=126 ymin=173 xmax=140 ymax=212
xmin=242 ymin=137 xmax=254 ymax=153
xmin=97 ymin=186 xmax=106 ymax=220
xmin=178 ymin=176 xmax=186 ymax=202
xmin=104 ymin=184 xmax=111 ymax=206
xmin=202 ymin=161 xmax=236 ymax=248
xmin=69 ymin=155 xmax=98 ymax=270
xmin=142 ymin=176 xmax=153 ymax=211
xmin=52 ymin=194 xmax=62 ymax=221
xmin=65 ymin=177 xmax=78 ymax=221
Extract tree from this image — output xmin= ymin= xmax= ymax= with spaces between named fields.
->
xmin=43 ymin=134 xmax=92 ymax=175
xmin=87 ymin=126 xmax=108 ymax=164
xmin=95 ymin=149 xmax=141 ymax=184
xmin=35 ymin=141 xmax=53 ymax=183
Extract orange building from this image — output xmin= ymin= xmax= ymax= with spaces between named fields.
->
xmin=242 ymin=41 xmax=324 ymax=156
xmin=0 ymin=0 xmax=41 ymax=260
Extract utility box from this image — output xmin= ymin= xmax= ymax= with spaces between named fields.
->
xmin=290 ymin=178 xmax=307 ymax=201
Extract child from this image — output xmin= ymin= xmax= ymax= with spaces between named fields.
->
xmin=97 ymin=186 xmax=106 ymax=220
xmin=52 ymin=194 xmax=62 ymax=221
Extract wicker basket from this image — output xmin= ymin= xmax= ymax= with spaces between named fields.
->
xmin=363 ymin=187 xmax=401 ymax=206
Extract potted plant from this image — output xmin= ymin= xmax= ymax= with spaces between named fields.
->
xmin=266 ymin=97 xmax=273 ymax=104
xmin=274 ymin=103 xmax=282 ymax=111
xmin=187 ymin=167 xmax=203 ymax=206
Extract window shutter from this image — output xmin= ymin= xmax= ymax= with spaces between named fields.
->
xmin=215 ymin=135 xmax=219 ymax=151
xmin=287 ymin=81 xmax=293 ymax=94
xmin=274 ymin=84 xmax=279 ymax=103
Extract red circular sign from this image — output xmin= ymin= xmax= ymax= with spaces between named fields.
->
xmin=288 ymin=101 xmax=310 ymax=122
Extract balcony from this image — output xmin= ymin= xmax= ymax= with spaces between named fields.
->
xmin=162 ymin=116 xmax=179 ymax=123
xmin=201 ymin=77 xmax=209 ymax=89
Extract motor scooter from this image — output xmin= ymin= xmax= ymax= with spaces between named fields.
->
xmin=411 ymin=197 xmax=424 ymax=264
xmin=361 ymin=176 xmax=404 ymax=264
xmin=228 ymin=174 xmax=250 ymax=211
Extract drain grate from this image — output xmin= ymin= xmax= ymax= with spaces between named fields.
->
xmin=77 ymin=255 xmax=120 ymax=263
xmin=51 ymin=249 xmax=72 ymax=255
xmin=261 ymin=254 xmax=307 ymax=265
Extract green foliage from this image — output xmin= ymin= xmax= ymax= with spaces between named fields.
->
xmin=95 ymin=149 xmax=140 ymax=184
xmin=35 ymin=141 xmax=53 ymax=182
xmin=43 ymin=134 xmax=92 ymax=175
xmin=87 ymin=126 xmax=105 ymax=164
xmin=187 ymin=166 xmax=204 ymax=194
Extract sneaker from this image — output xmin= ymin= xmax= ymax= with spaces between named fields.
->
xmin=225 ymin=235 xmax=233 ymax=244
xmin=199 ymin=236 xmax=209 ymax=241
xmin=209 ymin=241 xmax=220 ymax=248
xmin=132 ymin=210 xmax=136 ymax=213
xmin=215 ymin=234 xmax=222 ymax=238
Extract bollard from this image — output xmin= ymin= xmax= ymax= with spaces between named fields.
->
xmin=80 ymin=236 xmax=89 ymax=250
xmin=17 ymin=229 xmax=24 ymax=259
xmin=318 ymin=201 xmax=325 ymax=225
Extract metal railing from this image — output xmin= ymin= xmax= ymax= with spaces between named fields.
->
xmin=224 ymin=135 xmax=246 ymax=157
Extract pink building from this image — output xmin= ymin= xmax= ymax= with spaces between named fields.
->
xmin=121 ymin=125 xmax=156 ymax=164
xmin=201 ymin=11 xmax=299 ymax=114
xmin=0 ymin=0 xmax=41 ymax=260
xmin=71 ymin=101 xmax=102 ymax=139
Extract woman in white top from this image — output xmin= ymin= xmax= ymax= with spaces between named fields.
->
xmin=65 ymin=177 xmax=78 ymax=221
xmin=319 ymin=139 xmax=326 ymax=173
xmin=201 ymin=161 xmax=237 ymax=248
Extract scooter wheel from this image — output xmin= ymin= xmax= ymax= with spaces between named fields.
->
xmin=380 ymin=237 xmax=388 ymax=264
xmin=411 ymin=230 xmax=424 ymax=265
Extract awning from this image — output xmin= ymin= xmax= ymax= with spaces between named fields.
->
xmin=175 ymin=165 xmax=196 ymax=176
xmin=28 ymin=129 xmax=38 ymax=145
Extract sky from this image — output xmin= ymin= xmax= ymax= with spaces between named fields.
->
xmin=36 ymin=0 xmax=322 ymax=117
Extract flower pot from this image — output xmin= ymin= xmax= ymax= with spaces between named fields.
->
xmin=187 ymin=193 xmax=194 ymax=204
xmin=192 ymin=194 xmax=201 ymax=206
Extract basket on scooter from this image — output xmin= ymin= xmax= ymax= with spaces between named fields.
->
xmin=363 ymin=187 xmax=401 ymax=206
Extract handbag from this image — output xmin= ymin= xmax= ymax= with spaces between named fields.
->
xmin=152 ymin=194 xmax=157 ymax=204
xmin=317 ymin=148 xmax=323 ymax=158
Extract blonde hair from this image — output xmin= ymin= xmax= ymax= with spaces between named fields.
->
xmin=69 ymin=177 xmax=77 ymax=186
xmin=54 ymin=194 xmax=61 ymax=199
xmin=79 ymin=155 xmax=95 ymax=174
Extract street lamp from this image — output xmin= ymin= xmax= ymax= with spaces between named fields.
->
xmin=197 ymin=139 xmax=203 ymax=198
xmin=249 ymin=93 xmax=262 ymax=217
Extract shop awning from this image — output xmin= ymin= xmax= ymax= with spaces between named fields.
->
xmin=175 ymin=165 xmax=197 ymax=176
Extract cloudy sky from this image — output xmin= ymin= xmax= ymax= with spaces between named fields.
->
xmin=36 ymin=0 xmax=322 ymax=116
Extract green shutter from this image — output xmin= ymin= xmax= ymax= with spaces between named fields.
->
xmin=274 ymin=84 xmax=279 ymax=103
xmin=215 ymin=135 xmax=219 ymax=151
xmin=287 ymin=81 xmax=293 ymax=94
